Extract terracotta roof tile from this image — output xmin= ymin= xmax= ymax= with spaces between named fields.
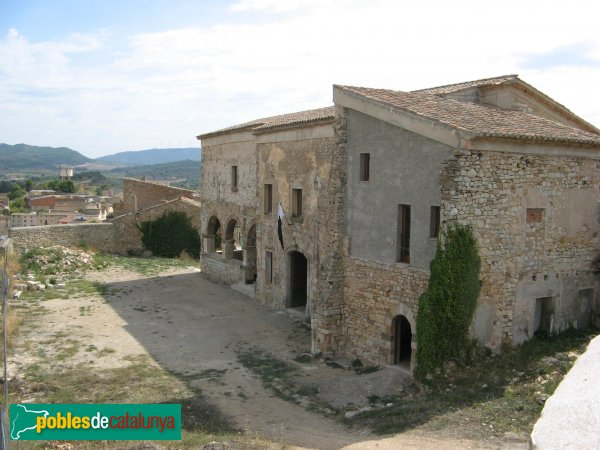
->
xmin=412 ymin=74 xmax=519 ymax=95
xmin=198 ymin=106 xmax=334 ymax=139
xmin=336 ymin=85 xmax=600 ymax=146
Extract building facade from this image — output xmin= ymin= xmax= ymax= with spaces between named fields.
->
xmin=198 ymin=75 xmax=600 ymax=370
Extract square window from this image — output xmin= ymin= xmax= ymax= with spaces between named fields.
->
xmin=292 ymin=188 xmax=302 ymax=218
xmin=264 ymin=184 xmax=273 ymax=214
xmin=526 ymin=208 xmax=544 ymax=223
xmin=359 ymin=153 xmax=370 ymax=182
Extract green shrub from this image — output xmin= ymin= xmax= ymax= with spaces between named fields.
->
xmin=415 ymin=223 xmax=481 ymax=381
xmin=139 ymin=211 xmax=200 ymax=259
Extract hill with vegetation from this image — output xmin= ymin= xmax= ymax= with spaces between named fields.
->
xmin=0 ymin=143 xmax=93 ymax=171
xmin=106 ymin=160 xmax=201 ymax=189
xmin=97 ymin=147 xmax=201 ymax=166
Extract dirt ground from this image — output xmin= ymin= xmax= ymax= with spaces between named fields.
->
xmin=10 ymin=266 xmax=525 ymax=449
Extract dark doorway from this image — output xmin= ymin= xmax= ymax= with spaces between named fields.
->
xmin=289 ymin=251 xmax=308 ymax=308
xmin=392 ymin=315 xmax=412 ymax=366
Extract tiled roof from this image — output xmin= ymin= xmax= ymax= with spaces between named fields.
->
xmin=412 ymin=74 xmax=519 ymax=95
xmin=198 ymin=106 xmax=334 ymax=139
xmin=336 ymin=85 xmax=600 ymax=146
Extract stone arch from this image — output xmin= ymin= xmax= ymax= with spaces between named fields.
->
xmin=223 ymin=217 xmax=242 ymax=260
xmin=383 ymin=303 xmax=417 ymax=371
xmin=204 ymin=215 xmax=222 ymax=254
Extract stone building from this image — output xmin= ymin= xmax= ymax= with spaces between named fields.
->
xmin=197 ymin=75 xmax=600 ymax=371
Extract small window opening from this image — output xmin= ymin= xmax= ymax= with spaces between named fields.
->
xmin=359 ymin=153 xmax=370 ymax=182
xmin=292 ymin=188 xmax=302 ymax=218
xmin=430 ymin=206 xmax=440 ymax=238
xmin=231 ymin=166 xmax=238 ymax=191
xmin=526 ymin=208 xmax=544 ymax=223
xmin=265 ymin=251 xmax=273 ymax=284
xmin=264 ymin=184 xmax=273 ymax=214
xmin=397 ymin=204 xmax=411 ymax=263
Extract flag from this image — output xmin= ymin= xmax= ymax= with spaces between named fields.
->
xmin=277 ymin=203 xmax=285 ymax=250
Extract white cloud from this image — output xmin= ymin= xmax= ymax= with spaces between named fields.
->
xmin=1 ymin=0 xmax=600 ymax=157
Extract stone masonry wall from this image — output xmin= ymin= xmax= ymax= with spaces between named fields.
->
xmin=442 ymin=149 xmax=600 ymax=347
xmin=10 ymin=223 xmax=116 ymax=253
xmin=120 ymin=178 xmax=197 ymax=211
xmin=199 ymin=133 xmax=258 ymax=285
xmin=341 ymin=256 xmax=429 ymax=368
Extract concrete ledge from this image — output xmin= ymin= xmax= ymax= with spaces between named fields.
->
xmin=531 ymin=334 xmax=600 ymax=449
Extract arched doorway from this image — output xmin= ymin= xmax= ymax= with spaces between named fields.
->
xmin=206 ymin=216 xmax=221 ymax=254
xmin=288 ymin=251 xmax=308 ymax=309
xmin=244 ymin=224 xmax=257 ymax=284
xmin=392 ymin=315 xmax=412 ymax=367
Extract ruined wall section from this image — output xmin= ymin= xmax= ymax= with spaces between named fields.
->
xmin=121 ymin=178 xmax=197 ymax=211
xmin=11 ymin=223 xmax=116 ymax=253
xmin=442 ymin=149 xmax=600 ymax=347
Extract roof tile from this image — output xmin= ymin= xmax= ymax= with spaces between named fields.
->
xmin=336 ymin=85 xmax=600 ymax=146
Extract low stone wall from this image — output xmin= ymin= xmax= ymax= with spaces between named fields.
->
xmin=10 ymin=223 xmax=116 ymax=253
xmin=201 ymin=254 xmax=243 ymax=285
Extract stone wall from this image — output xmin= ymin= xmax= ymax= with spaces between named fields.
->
xmin=120 ymin=178 xmax=197 ymax=211
xmin=255 ymin=128 xmax=334 ymax=310
xmin=442 ymin=149 xmax=600 ymax=347
xmin=341 ymin=256 xmax=428 ymax=368
xmin=10 ymin=223 xmax=116 ymax=253
xmin=201 ymin=253 xmax=244 ymax=285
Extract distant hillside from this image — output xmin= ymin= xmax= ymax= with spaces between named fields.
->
xmin=106 ymin=159 xmax=201 ymax=190
xmin=97 ymin=147 xmax=201 ymax=166
xmin=0 ymin=143 xmax=93 ymax=171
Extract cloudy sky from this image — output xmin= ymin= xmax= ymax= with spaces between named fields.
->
xmin=1 ymin=0 xmax=600 ymax=158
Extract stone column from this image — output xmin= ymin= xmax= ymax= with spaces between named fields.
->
xmin=203 ymin=234 xmax=215 ymax=254
xmin=223 ymin=239 xmax=235 ymax=259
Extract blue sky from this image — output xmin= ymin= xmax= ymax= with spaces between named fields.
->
xmin=1 ymin=0 xmax=600 ymax=158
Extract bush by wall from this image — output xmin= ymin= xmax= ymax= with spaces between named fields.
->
xmin=415 ymin=223 xmax=481 ymax=381
xmin=139 ymin=211 xmax=200 ymax=259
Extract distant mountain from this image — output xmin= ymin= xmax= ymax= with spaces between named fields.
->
xmin=0 ymin=143 xmax=93 ymax=171
xmin=106 ymin=159 xmax=201 ymax=190
xmin=96 ymin=147 xmax=201 ymax=166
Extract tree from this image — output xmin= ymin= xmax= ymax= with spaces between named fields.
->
xmin=415 ymin=223 xmax=481 ymax=381
xmin=139 ymin=211 xmax=200 ymax=259
xmin=8 ymin=184 xmax=25 ymax=200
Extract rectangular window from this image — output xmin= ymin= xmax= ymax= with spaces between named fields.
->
xmin=264 ymin=184 xmax=273 ymax=214
xmin=265 ymin=251 xmax=273 ymax=284
xmin=292 ymin=188 xmax=302 ymax=218
xmin=430 ymin=206 xmax=440 ymax=238
xmin=397 ymin=204 xmax=411 ymax=263
xmin=359 ymin=153 xmax=370 ymax=182
xmin=231 ymin=166 xmax=238 ymax=191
